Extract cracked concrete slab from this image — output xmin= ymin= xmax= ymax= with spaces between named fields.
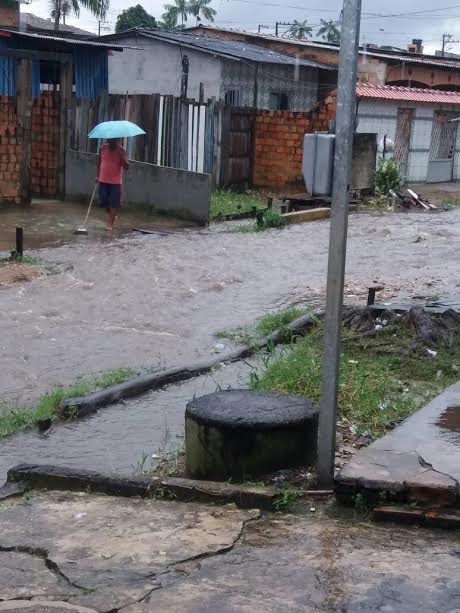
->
xmin=0 ymin=492 xmax=459 ymax=612
xmin=336 ymin=381 xmax=460 ymax=504
xmin=122 ymin=517 xmax=460 ymax=613
xmin=0 ymin=491 xmax=258 ymax=612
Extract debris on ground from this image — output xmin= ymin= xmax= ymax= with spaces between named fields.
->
xmin=389 ymin=189 xmax=437 ymax=210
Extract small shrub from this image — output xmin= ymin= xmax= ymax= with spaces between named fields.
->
xmin=255 ymin=210 xmax=286 ymax=230
xmin=375 ymin=158 xmax=401 ymax=195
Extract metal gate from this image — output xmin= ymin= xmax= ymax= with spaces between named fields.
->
xmin=394 ymin=108 xmax=413 ymax=182
xmin=427 ymin=111 xmax=458 ymax=183
xmin=219 ymin=107 xmax=254 ymax=186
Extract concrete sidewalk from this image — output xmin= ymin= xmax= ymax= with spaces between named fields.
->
xmin=0 ymin=490 xmax=459 ymax=612
xmin=336 ymin=381 xmax=460 ymax=512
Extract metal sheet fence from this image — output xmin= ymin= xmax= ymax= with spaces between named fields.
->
xmin=69 ymin=94 xmax=255 ymax=186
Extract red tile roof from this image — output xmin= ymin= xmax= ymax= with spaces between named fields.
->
xmin=356 ymin=83 xmax=460 ymax=105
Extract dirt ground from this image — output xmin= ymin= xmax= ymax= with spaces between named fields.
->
xmin=1 ymin=206 xmax=459 ymax=407
xmin=0 ymin=490 xmax=458 ymax=612
xmin=0 ymin=262 xmax=42 ymax=286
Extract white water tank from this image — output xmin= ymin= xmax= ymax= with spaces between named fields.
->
xmin=302 ymin=134 xmax=335 ymax=196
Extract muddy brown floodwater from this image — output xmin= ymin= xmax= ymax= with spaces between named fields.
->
xmin=1 ymin=205 xmax=460 ymax=480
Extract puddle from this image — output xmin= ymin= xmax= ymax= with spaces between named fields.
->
xmin=435 ymin=405 xmax=460 ymax=443
xmin=0 ymin=199 xmax=191 ymax=252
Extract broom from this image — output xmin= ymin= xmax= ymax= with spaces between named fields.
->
xmin=74 ymin=182 xmax=98 ymax=236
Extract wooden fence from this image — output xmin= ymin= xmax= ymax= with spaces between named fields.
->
xmin=69 ymin=93 xmax=254 ymax=186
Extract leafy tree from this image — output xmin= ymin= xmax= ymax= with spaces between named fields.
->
xmin=317 ymin=18 xmax=341 ymax=44
xmin=287 ymin=19 xmax=313 ymax=41
xmin=162 ymin=0 xmax=190 ymax=28
xmin=115 ymin=4 xmax=157 ymax=33
xmin=158 ymin=8 xmax=180 ymax=30
xmin=188 ymin=0 xmax=216 ymax=25
xmin=49 ymin=0 xmax=73 ymax=25
xmin=50 ymin=0 xmax=109 ymax=31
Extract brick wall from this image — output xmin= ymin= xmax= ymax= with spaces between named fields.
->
xmin=0 ymin=96 xmax=21 ymax=204
xmin=0 ymin=92 xmax=60 ymax=204
xmin=253 ymin=94 xmax=337 ymax=188
xmin=0 ymin=2 xmax=19 ymax=28
xmin=31 ymin=94 xmax=60 ymax=196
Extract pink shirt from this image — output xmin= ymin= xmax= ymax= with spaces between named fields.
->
xmin=98 ymin=144 xmax=125 ymax=185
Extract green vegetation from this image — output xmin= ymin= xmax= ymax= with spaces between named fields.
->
xmin=211 ymin=189 xmax=266 ymax=221
xmin=255 ymin=306 xmax=311 ymax=337
xmin=274 ymin=486 xmax=303 ymax=511
xmin=375 ymin=158 xmax=401 ymax=195
xmin=255 ymin=209 xmax=286 ymax=230
xmin=441 ymin=195 xmax=460 ymax=208
xmin=361 ymin=195 xmax=392 ymax=210
xmin=250 ymin=317 xmax=460 ymax=439
xmin=7 ymin=252 xmax=42 ymax=266
xmin=216 ymin=306 xmax=311 ymax=346
xmin=0 ymin=368 xmax=137 ymax=438
xmin=115 ymin=4 xmax=157 ymax=32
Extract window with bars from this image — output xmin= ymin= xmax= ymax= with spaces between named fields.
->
xmin=225 ymin=90 xmax=241 ymax=106
xmin=269 ymin=92 xmax=289 ymax=110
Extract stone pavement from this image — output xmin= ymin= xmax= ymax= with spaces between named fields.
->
xmin=0 ymin=490 xmax=459 ymax=612
xmin=336 ymin=381 xmax=460 ymax=511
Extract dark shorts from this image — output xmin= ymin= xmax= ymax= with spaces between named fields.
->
xmin=99 ymin=183 xmax=122 ymax=209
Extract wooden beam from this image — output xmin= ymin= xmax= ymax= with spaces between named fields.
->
xmin=17 ymin=57 xmax=33 ymax=205
xmin=59 ymin=59 xmax=73 ymax=198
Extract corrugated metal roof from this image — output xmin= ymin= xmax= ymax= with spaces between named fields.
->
xmin=186 ymin=25 xmax=460 ymax=70
xmin=107 ymin=29 xmax=335 ymax=70
xmin=357 ymin=83 xmax=460 ymax=105
xmin=0 ymin=29 xmax=122 ymax=50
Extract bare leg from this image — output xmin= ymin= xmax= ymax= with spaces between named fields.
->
xmin=105 ymin=208 xmax=112 ymax=231
xmin=109 ymin=209 xmax=118 ymax=229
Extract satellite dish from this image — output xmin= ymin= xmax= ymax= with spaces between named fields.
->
xmin=378 ymin=136 xmax=395 ymax=154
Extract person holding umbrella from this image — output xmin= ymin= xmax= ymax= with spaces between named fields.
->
xmin=97 ymin=138 xmax=129 ymax=231
xmin=74 ymin=121 xmax=145 ymax=234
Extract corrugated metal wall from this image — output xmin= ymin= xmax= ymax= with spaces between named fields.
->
xmin=0 ymin=38 xmax=108 ymax=98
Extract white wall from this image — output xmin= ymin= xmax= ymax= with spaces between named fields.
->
xmin=109 ymin=36 xmax=222 ymax=99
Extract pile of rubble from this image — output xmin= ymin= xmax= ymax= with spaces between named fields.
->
xmin=389 ymin=188 xmax=437 ymax=210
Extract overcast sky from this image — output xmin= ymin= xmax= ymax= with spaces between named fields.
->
xmin=25 ymin=0 xmax=460 ymax=55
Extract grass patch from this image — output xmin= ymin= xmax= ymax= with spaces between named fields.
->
xmin=216 ymin=306 xmax=311 ymax=346
xmin=250 ymin=318 xmax=460 ymax=439
xmin=441 ymin=195 xmax=460 ymax=208
xmin=211 ymin=189 xmax=266 ymax=220
xmin=0 ymin=367 xmax=138 ymax=438
xmin=256 ymin=306 xmax=311 ymax=337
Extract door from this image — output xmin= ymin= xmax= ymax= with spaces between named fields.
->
xmin=427 ymin=111 xmax=458 ymax=183
xmin=393 ymin=108 xmax=413 ymax=182
xmin=219 ymin=106 xmax=255 ymax=186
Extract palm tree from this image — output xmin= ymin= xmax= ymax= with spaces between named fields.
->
xmin=188 ymin=0 xmax=216 ymax=25
xmin=162 ymin=0 xmax=190 ymax=28
xmin=317 ymin=19 xmax=341 ymax=44
xmin=287 ymin=19 xmax=313 ymax=41
xmin=50 ymin=0 xmax=73 ymax=24
xmin=158 ymin=9 xmax=179 ymax=30
xmin=50 ymin=0 xmax=109 ymax=31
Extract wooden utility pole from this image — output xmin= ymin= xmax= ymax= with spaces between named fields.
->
xmin=317 ymin=0 xmax=362 ymax=487
xmin=17 ymin=57 xmax=33 ymax=205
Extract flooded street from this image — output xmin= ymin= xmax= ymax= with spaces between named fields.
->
xmin=1 ymin=202 xmax=460 ymax=479
xmin=2 ymin=207 xmax=459 ymax=407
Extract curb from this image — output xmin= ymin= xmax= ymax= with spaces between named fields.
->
xmin=59 ymin=311 xmax=322 ymax=419
xmin=6 ymin=463 xmax=277 ymax=510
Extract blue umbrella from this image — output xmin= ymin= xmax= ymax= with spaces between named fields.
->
xmin=88 ymin=120 xmax=146 ymax=139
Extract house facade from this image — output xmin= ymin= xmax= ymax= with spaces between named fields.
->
xmin=0 ymin=2 xmax=122 ymax=203
xmin=356 ymin=84 xmax=460 ymax=183
xmin=187 ymin=25 xmax=460 ymax=91
xmin=100 ymin=29 xmax=336 ymax=113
